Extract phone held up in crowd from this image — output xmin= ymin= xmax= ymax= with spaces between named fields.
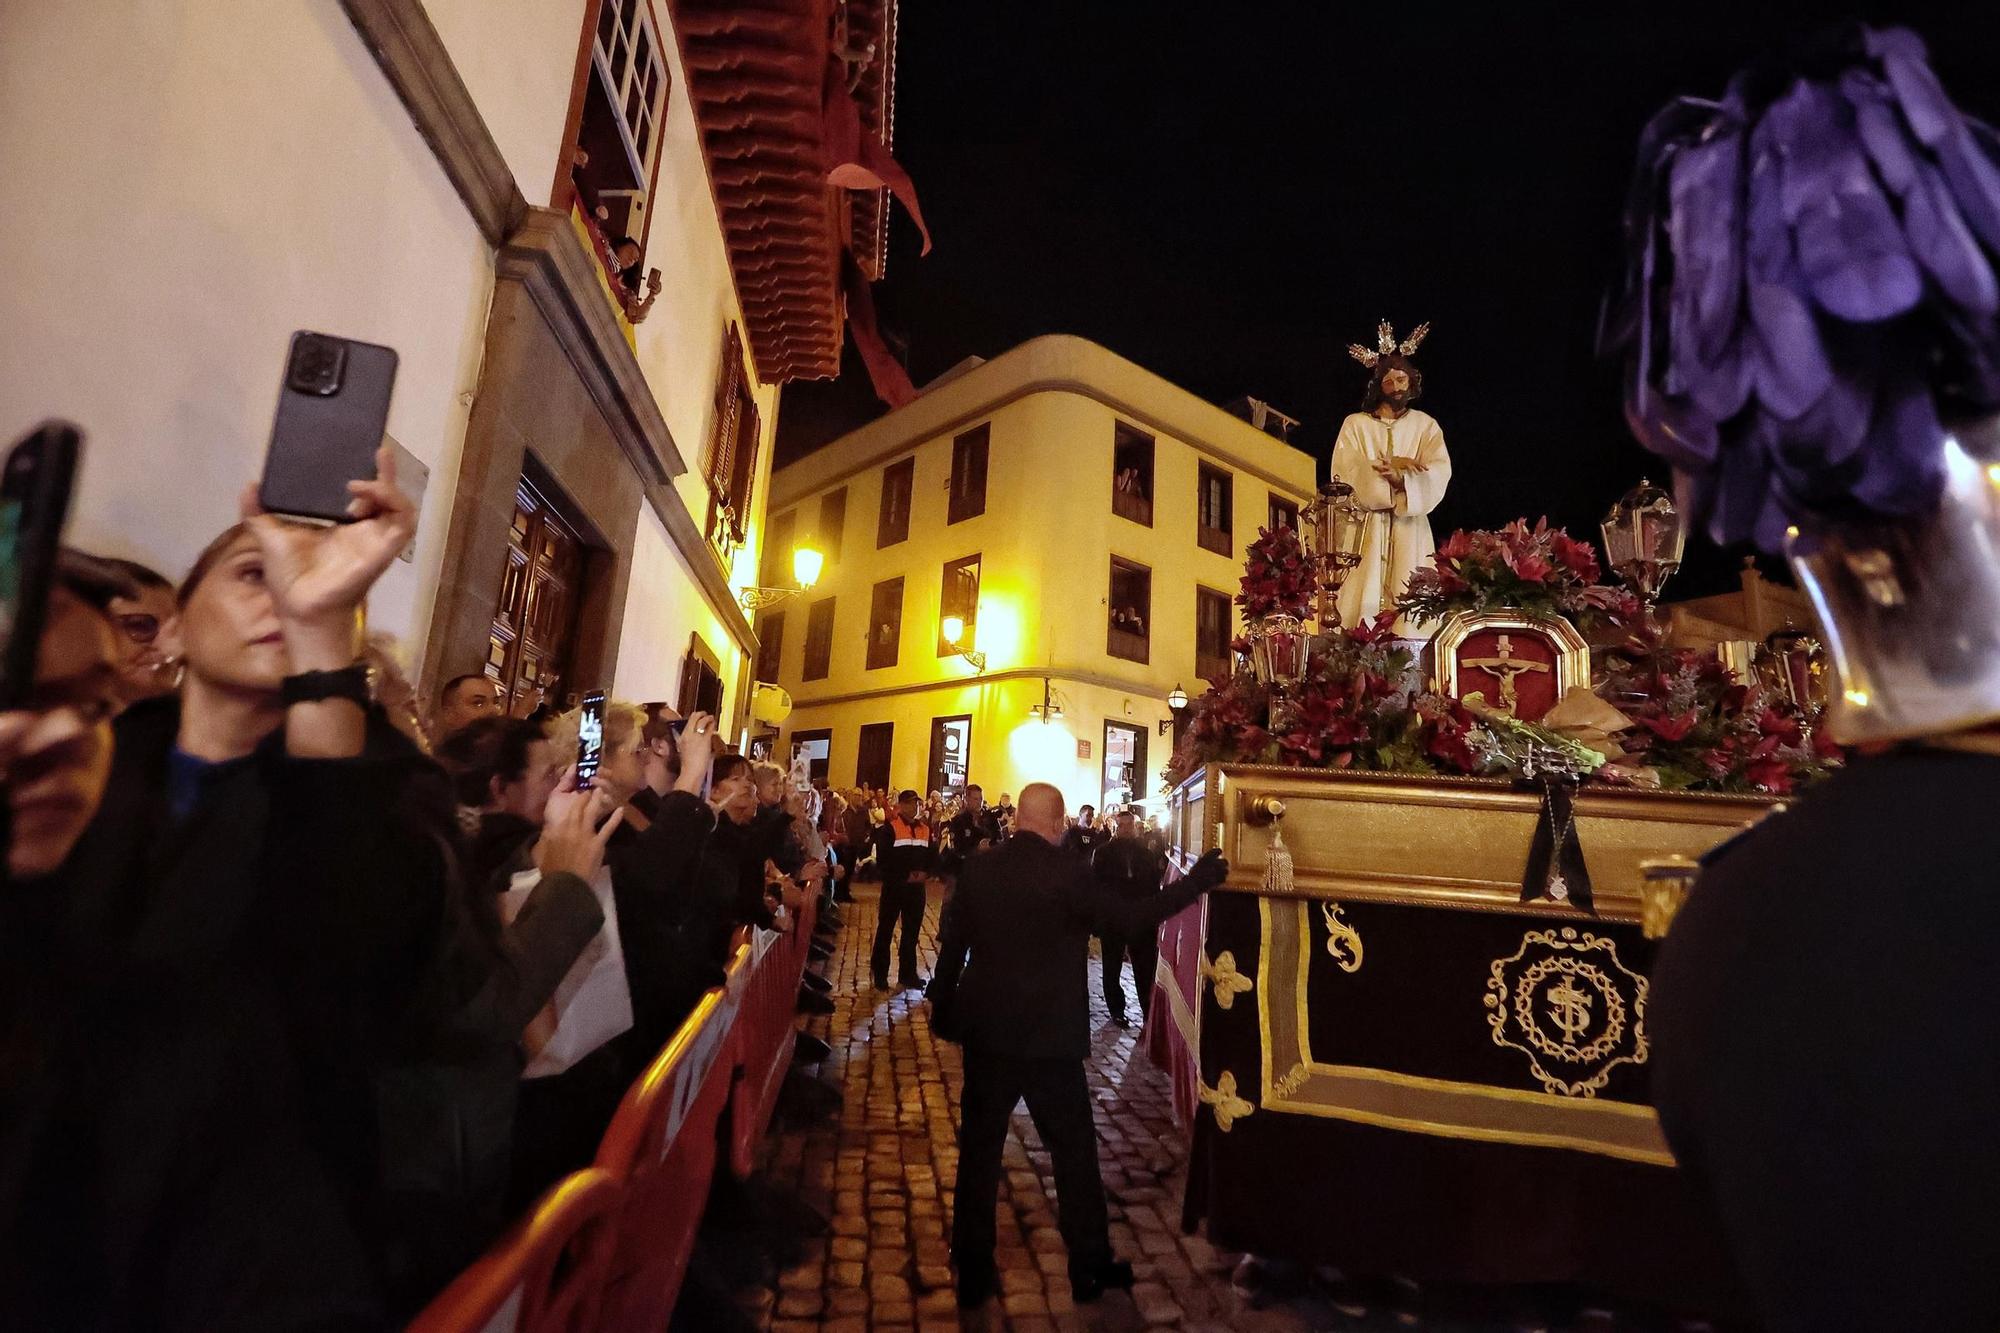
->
xmin=0 ymin=421 xmax=81 ymax=710
xmin=575 ymin=690 xmax=607 ymax=788
xmin=258 ymin=330 xmax=399 ymax=525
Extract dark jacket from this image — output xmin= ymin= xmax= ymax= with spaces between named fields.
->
xmin=20 ymin=694 xmax=463 ymax=1329
xmin=872 ymin=815 xmax=937 ymax=890
xmin=1094 ymin=833 xmax=1164 ymax=899
xmin=928 ymin=833 xmax=1224 ymax=1060
xmin=1059 ymin=823 xmax=1108 ymax=863
xmin=605 ymin=790 xmax=731 ymax=1054
xmin=1653 ymin=748 xmax=2000 ymax=1333
xmin=945 ymin=807 xmax=1001 ymax=863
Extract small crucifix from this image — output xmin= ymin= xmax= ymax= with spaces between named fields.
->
xmin=1463 ymin=633 xmax=1550 ymax=716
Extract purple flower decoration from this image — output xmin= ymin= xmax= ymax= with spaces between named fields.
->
xmin=1603 ymin=25 xmax=2000 ymax=550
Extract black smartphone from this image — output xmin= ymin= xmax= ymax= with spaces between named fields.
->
xmin=575 ymin=690 xmax=607 ymax=788
xmin=258 ymin=331 xmax=399 ymax=523
xmin=0 ymin=423 xmax=81 ymax=710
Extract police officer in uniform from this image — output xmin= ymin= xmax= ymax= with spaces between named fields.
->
xmin=927 ymin=783 xmax=1228 ymax=1311
xmin=870 ymin=789 xmax=935 ymax=990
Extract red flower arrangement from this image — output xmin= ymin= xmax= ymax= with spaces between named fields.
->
xmin=1235 ymin=525 xmax=1317 ymax=622
xmin=1595 ymin=646 xmax=1834 ymax=794
xmin=1166 ymin=615 xmax=1447 ymax=782
xmin=1398 ymin=518 xmax=1644 ymax=630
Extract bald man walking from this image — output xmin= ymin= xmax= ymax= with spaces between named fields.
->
xmin=927 ymin=783 xmax=1228 ymax=1311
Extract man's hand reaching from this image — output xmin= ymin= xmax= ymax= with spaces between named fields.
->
xmin=1183 ymin=848 xmax=1230 ymax=892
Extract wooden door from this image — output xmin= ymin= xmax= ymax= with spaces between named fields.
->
xmin=856 ymin=722 xmax=894 ymax=791
xmin=487 ymin=479 xmax=585 ymax=715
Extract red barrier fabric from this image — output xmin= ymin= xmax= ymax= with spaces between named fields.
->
xmin=729 ymin=895 xmax=817 ymax=1180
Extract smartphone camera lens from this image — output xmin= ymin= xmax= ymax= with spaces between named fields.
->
xmin=287 ymin=334 xmax=347 ymax=397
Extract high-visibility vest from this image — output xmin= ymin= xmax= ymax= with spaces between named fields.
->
xmin=890 ymin=815 xmax=930 ymax=848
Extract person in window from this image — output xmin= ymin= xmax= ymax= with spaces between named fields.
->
xmin=99 ymin=557 xmax=180 ymax=706
xmin=610 ymin=235 xmax=662 ymax=323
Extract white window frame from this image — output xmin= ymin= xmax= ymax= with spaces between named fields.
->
xmin=593 ymin=0 xmax=669 ymax=192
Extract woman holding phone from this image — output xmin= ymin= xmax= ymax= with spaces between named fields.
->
xmin=47 ymin=445 xmax=470 ymax=1328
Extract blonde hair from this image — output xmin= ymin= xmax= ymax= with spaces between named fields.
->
xmin=546 ymin=698 xmax=646 ymax=766
xmin=751 ymin=761 xmax=787 ymax=788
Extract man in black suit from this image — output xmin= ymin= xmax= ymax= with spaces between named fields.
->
xmin=1093 ymin=807 xmax=1167 ymax=1028
xmin=927 ymin=783 xmax=1227 ymax=1311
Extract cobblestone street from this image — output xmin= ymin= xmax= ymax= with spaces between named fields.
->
xmin=737 ymin=883 xmax=1379 ymax=1333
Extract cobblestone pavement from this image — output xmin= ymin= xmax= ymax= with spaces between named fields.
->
xmin=738 ymin=883 xmax=1406 ymax=1333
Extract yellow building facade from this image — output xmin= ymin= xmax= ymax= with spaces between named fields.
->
xmin=761 ymin=335 xmax=1315 ymax=813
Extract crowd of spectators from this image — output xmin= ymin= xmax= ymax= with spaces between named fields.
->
xmin=0 ymin=447 xmax=842 ymax=1329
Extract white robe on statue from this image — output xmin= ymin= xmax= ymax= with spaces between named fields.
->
xmin=1330 ymin=408 xmax=1452 ymax=634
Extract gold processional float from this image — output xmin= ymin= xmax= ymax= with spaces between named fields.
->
xmin=1152 ymin=478 xmax=1829 ymax=1314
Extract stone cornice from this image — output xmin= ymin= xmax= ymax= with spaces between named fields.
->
xmin=497 ymin=209 xmax=686 ymax=486
xmin=339 ymin=0 xmax=527 ymax=248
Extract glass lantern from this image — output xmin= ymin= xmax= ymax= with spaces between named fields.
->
xmin=1308 ymin=480 xmax=1367 ymax=629
xmin=1600 ymin=479 xmax=1685 ymax=607
xmin=1248 ymin=613 xmax=1310 ymax=686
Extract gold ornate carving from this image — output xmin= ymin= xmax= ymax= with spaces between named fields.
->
xmin=1199 ymin=1070 xmax=1256 ymax=1132
xmin=1202 ymin=950 xmax=1255 ymax=1010
xmin=1321 ymin=901 xmax=1364 ymax=972
xmin=1485 ymin=927 xmax=1650 ymax=1098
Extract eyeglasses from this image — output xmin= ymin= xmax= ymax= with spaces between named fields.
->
xmin=115 ymin=613 xmax=161 ymax=646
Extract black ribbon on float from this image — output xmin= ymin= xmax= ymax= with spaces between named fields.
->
xmin=1519 ymin=775 xmax=1594 ymax=912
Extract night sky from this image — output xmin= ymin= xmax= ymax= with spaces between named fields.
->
xmin=778 ymin=2 xmax=2000 ymax=597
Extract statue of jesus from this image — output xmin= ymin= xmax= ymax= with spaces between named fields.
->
xmin=1331 ymin=320 xmax=1452 ymax=632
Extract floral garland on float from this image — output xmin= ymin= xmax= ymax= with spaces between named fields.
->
xmin=1168 ymin=521 xmax=1836 ymax=798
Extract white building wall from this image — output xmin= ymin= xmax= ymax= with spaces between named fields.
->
xmin=0 ymin=0 xmax=786 ymax=693
xmin=615 ymin=504 xmax=745 ymax=708
xmin=0 ymin=0 xmax=494 ymax=651
xmin=421 ymin=0 xmax=580 ymax=204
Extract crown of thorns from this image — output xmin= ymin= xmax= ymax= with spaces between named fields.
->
xmin=1347 ymin=319 xmax=1430 ymax=368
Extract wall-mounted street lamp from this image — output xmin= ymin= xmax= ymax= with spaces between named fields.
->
xmin=941 ymin=612 xmax=987 ymax=672
xmin=739 ymin=544 xmax=824 ymax=613
xmin=1028 ymin=675 xmax=1064 ymax=723
xmin=1158 ymin=682 xmax=1189 ymax=735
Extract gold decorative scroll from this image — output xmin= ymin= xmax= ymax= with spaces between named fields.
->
xmin=1255 ymin=898 xmax=1675 ymax=1166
